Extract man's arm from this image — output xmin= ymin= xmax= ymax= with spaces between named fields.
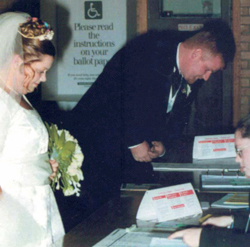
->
xmin=130 ymin=141 xmax=166 ymax=162
xmin=130 ymin=141 xmax=152 ymax=162
xmin=149 ymin=141 xmax=166 ymax=158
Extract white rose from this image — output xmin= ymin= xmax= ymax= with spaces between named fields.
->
xmin=64 ymin=130 xmax=77 ymax=142
xmin=64 ymin=186 xmax=75 ymax=196
xmin=64 ymin=181 xmax=81 ymax=197
xmin=75 ymin=144 xmax=82 ymax=153
xmin=73 ymin=153 xmax=84 ymax=167
xmin=67 ymin=164 xmax=84 ymax=181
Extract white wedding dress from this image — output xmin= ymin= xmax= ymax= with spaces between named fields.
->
xmin=0 ymin=88 xmax=65 ymax=247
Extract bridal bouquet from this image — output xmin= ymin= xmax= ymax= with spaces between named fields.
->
xmin=45 ymin=122 xmax=84 ymax=197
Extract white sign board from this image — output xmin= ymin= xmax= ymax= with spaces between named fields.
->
xmin=193 ymin=134 xmax=236 ymax=160
xmin=41 ymin=0 xmax=127 ymax=101
xmin=178 ymin=24 xmax=203 ymax=31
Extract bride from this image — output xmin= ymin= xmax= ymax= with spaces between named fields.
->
xmin=0 ymin=12 xmax=64 ymax=246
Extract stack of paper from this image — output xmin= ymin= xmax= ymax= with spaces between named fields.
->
xmin=211 ymin=193 xmax=249 ymax=209
xmin=225 ymin=193 xmax=249 ymax=205
xmin=93 ymin=228 xmax=188 ymax=247
xmin=136 ymin=183 xmax=202 ymax=228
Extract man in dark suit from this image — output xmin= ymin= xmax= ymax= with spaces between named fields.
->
xmin=62 ymin=19 xmax=235 ymax=212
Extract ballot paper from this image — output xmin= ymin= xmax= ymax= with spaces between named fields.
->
xmin=193 ymin=134 xmax=236 ymax=160
xmin=211 ymin=193 xmax=249 ymax=209
xmin=136 ymin=183 xmax=202 ymax=227
xmin=93 ymin=228 xmax=188 ymax=247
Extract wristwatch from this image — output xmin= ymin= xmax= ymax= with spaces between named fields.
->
xmin=227 ymin=215 xmax=234 ymax=229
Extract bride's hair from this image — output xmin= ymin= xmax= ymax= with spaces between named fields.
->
xmin=0 ymin=12 xmax=55 ymax=100
xmin=18 ymin=17 xmax=56 ymax=63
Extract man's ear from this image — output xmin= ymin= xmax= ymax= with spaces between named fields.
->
xmin=191 ymin=48 xmax=202 ymax=59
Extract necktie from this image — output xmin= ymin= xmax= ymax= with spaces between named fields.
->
xmin=167 ymin=67 xmax=183 ymax=113
xmin=170 ymin=67 xmax=191 ymax=98
xmin=170 ymin=66 xmax=183 ymax=96
xmin=167 ymin=67 xmax=192 ymax=113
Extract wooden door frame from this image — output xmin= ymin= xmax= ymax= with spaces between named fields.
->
xmin=232 ymin=0 xmax=241 ymax=126
xmin=136 ymin=0 xmax=148 ymax=34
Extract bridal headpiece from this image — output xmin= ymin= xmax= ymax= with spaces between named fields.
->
xmin=18 ymin=17 xmax=54 ymax=41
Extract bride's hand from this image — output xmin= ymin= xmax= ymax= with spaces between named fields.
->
xmin=49 ymin=160 xmax=59 ymax=180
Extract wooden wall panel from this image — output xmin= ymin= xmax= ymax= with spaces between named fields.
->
xmin=136 ymin=0 xmax=148 ymax=34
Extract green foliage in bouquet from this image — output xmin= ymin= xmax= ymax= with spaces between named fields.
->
xmin=45 ymin=122 xmax=84 ymax=196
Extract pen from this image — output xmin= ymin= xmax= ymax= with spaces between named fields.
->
xmin=245 ymin=214 xmax=250 ymax=233
xmin=199 ymin=214 xmax=212 ymax=224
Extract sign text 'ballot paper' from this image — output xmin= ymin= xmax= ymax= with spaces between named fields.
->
xmin=193 ymin=134 xmax=236 ymax=160
xmin=136 ymin=183 xmax=202 ymax=223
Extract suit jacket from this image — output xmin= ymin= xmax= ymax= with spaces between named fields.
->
xmin=62 ymin=30 xmax=202 ymax=208
xmin=70 ymin=30 xmax=200 ymax=151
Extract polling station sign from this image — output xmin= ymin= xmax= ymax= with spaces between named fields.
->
xmin=41 ymin=0 xmax=127 ymax=99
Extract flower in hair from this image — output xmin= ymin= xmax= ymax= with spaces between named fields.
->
xmin=38 ymin=30 xmax=54 ymax=41
xmin=18 ymin=28 xmax=54 ymax=41
xmin=18 ymin=17 xmax=54 ymax=41
xmin=43 ymin=21 xmax=49 ymax=29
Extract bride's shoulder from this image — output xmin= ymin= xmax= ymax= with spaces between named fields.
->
xmin=0 ymin=88 xmax=19 ymax=113
xmin=0 ymin=88 xmax=9 ymax=104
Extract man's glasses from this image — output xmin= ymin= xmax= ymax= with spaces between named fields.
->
xmin=235 ymin=144 xmax=250 ymax=158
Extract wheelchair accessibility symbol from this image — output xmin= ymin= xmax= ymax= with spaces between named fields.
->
xmin=85 ymin=1 xmax=102 ymax=19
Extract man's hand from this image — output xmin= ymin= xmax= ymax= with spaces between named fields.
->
xmin=168 ymin=228 xmax=202 ymax=247
xmin=148 ymin=141 xmax=165 ymax=159
xmin=202 ymin=216 xmax=233 ymax=228
xmin=130 ymin=141 xmax=152 ymax=162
